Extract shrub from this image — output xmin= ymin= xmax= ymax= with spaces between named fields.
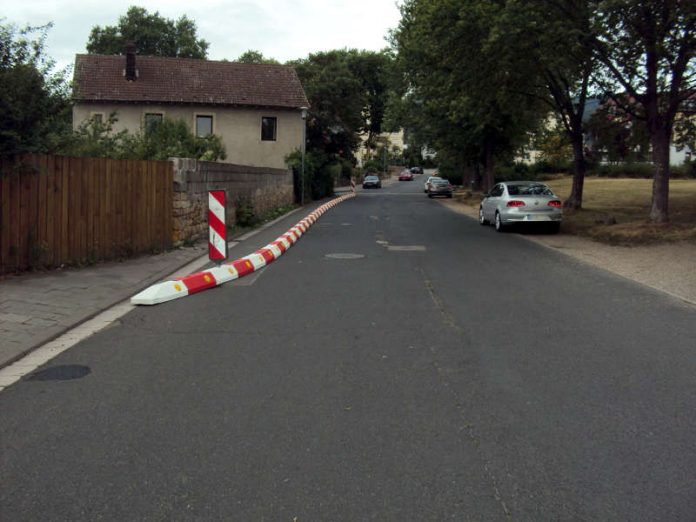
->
xmin=235 ymin=196 xmax=258 ymax=227
xmin=286 ymin=148 xmax=336 ymax=201
xmin=672 ymin=160 xmax=696 ymax=179
xmin=362 ymin=158 xmax=384 ymax=173
xmin=60 ymin=114 xmax=226 ymax=161
xmin=591 ymin=163 xmax=654 ymax=178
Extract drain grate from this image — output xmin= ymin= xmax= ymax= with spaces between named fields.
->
xmin=27 ymin=365 xmax=91 ymax=381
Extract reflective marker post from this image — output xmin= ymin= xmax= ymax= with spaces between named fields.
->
xmin=208 ymin=190 xmax=227 ymax=265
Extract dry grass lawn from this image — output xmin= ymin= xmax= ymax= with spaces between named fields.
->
xmin=456 ymin=176 xmax=696 ymax=245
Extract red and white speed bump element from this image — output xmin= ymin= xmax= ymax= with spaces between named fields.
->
xmin=131 ymin=193 xmax=356 ymax=305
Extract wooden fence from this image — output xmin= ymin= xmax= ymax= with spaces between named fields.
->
xmin=0 ymin=154 xmax=173 ymax=274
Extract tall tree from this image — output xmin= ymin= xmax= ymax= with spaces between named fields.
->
xmin=0 ymin=21 xmax=70 ymax=156
xmin=498 ymin=0 xmax=596 ymax=209
xmin=344 ymin=50 xmax=393 ymax=153
xmin=589 ymin=0 xmax=695 ymax=222
xmin=291 ymin=49 xmax=391 ymax=160
xmin=86 ymin=6 xmax=209 ymax=58
xmin=391 ymin=0 xmax=545 ymax=191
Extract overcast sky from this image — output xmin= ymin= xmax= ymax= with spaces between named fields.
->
xmin=4 ymin=0 xmax=403 ymax=72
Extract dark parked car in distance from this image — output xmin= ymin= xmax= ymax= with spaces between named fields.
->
xmin=410 ymin=166 xmax=424 ymax=174
xmin=362 ymin=175 xmax=382 ymax=189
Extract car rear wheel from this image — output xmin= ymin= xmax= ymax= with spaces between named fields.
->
xmin=495 ymin=212 xmax=507 ymax=232
xmin=479 ymin=207 xmax=488 ymax=225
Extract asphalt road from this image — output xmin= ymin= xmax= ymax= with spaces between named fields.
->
xmin=2 ymin=176 xmax=695 ymax=520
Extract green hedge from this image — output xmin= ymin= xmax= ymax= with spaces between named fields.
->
xmin=493 ymin=160 xmax=696 ymax=181
xmin=591 ymin=162 xmax=695 ymax=179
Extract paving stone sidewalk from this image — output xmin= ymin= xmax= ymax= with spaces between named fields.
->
xmin=0 ymin=244 xmax=208 ymax=369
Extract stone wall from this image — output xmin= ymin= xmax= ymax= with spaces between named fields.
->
xmin=171 ymin=158 xmax=294 ymax=245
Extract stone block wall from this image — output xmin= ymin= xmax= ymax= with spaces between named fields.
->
xmin=171 ymin=158 xmax=294 ymax=245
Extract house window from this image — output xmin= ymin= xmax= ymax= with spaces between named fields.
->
xmin=195 ymin=115 xmax=213 ymax=137
xmin=90 ymin=112 xmax=104 ymax=124
xmin=144 ymin=112 xmax=163 ymax=130
xmin=262 ymin=117 xmax=277 ymax=141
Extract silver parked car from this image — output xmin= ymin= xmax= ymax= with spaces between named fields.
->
xmin=427 ymin=178 xmax=453 ymax=198
xmin=424 ymin=175 xmax=441 ymax=193
xmin=479 ymin=181 xmax=562 ymax=233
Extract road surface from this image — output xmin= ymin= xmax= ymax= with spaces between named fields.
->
xmin=2 ymin=175 xmax=695 ymax=520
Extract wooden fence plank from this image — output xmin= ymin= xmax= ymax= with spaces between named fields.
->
xmin=0 ymin=159 xmax=9 ymax=271
xmin=69 ymin=156 xmax=80 ymax=263
xmin=104 ymin=159 xmax=111 ymax=257
xmin=36 ymin=154 xmax=48 ymax=268
xmin=9 ymin=164 xmax=21 ymax=271
xmin=47 ymin=155 xmax=58 ymax=267
xmin=126 ymin=160 xmax=134 ymax=255
xmin=43 ymin=154 xmax=53 ymax=265
xmin=86 ymin=156 xmax=95 ymax=262
xmin=149 ymin=163 xmax=156 ymax=249
xmin=94 ymin=157 xmax=102 ymax=260
xmin=165 ymin=162 xmax=173 ymax=249
xmin=60 ymin=156 xmax=70 ymax=265
xmin=18 ymin=158 xmax=32 ymax=270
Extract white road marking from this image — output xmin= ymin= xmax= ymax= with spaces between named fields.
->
xmin=0 ymin=301 xmax=135 ymax=390
xmin=387 ymin=245 xmax=427 ymax=252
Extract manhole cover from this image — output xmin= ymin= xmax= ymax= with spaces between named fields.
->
xmin=27 ymin=365 xmax=91 ymax=381
xmin=325 ymin=253 xmax=365 ymax=260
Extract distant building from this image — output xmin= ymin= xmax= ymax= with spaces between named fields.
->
xmin=522 ymin=96 xmax=693 ymax=166
xmin=356 ymin=130 xmax=406 ymax=167
xmin=72 ymin=46 xmax=309 ymax=169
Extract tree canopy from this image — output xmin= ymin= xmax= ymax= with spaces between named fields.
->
xmin=390 ymin=0 xmax=547 ymax=190
xmin=86 ymin=6 xmax=209 ymax=58
xmin=390 ymin=0 xmax=695 ymax=221
xmin=0 ymin=21 xmax=71 ymax=156
xmin=236 ymin=50 xmax=280 ymax=64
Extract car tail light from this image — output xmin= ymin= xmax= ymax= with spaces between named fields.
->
xmin=548 ymin=200 xmax=562 ymax=208
xmin=506 ymin=200 xmax=526 ymax=207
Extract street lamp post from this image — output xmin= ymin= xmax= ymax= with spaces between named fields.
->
xmin=300 ymin=107 xmax=308 ymax=206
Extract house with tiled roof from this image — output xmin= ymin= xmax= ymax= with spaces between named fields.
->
xmin=72 ymin=46 xmax=309 ymax=169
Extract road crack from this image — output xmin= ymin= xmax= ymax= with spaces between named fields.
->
xmin=418 ymin=266 xmax=513 ymax=520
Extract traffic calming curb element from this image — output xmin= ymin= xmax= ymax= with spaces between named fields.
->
xmin=131 ymin=193 xmax=356 ymax=305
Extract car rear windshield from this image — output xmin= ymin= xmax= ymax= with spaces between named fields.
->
xmin=433 ymin=179 xmax=450 ymax=185
xmin=365 ymin=176 xmax=379 ymax=181
xmin=508 ymin=184 xmax=554 ymax=196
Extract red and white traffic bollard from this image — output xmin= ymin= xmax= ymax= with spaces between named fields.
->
xmin=208 ymin=190 xmax=227 ymax=263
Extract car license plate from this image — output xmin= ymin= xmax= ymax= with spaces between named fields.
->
xmin=526 ymin=214 xmax=546 ymax=221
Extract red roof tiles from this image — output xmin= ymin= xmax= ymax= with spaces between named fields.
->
xmin=73 ymin=54 xmax=309 ymax=109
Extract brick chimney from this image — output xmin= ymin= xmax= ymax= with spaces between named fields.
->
xmin=125 ymin=41 xmax=138 ymax=81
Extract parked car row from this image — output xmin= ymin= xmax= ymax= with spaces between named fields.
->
xmin=364 ymin=166 xmax=424 ymax=189
xmin=479 ymin=181 xmax=562 ymax=233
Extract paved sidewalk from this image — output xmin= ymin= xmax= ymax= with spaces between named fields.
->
xmin=0 ymin=244 xmax=209 ymax=369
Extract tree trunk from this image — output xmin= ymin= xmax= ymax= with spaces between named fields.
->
xmin=564 ymin=131 xmax=586 ymax=210
xmin=483 ymin=139 xmax=494 ymax=192
xmin=649 ymin=127 xmax=671 ymax=223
